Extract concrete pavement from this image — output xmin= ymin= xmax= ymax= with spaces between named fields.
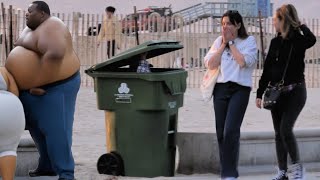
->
xmin=16 ymin=87 xmax=320 ymax=180
xmin=11 ymin=172 xmax=320 ymax=180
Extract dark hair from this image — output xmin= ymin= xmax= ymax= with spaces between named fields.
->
xmin=221 ymin=10 xmax=248 ymax=39
xmin=106 ymin=6 xmax=116 ymax=13
xmin=32 ymin=1 xmax=50 ymax=15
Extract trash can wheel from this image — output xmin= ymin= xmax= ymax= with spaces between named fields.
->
xmin=97 ymin=152 xmax=124 ymax=176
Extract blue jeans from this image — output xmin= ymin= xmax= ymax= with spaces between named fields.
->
xmin=213 ymin=82 xmax=251 ymax=178
xmin=20 ymin=72 xmax=80 ymax=179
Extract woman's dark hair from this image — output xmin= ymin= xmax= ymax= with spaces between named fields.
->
xmin=221 ymin=10 xmax=248 ymax=39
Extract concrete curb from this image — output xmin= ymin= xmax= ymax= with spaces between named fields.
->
xmin=16 ymin=137 xmax=39 ymax=176
xmin=177 ymin=129 xmax=320 ymax=175
xmin=240 ymin=129 xmax=320 ymax=140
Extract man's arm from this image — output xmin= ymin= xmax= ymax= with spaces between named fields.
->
xmin=37 ymin=20 xmax=66 ymax=62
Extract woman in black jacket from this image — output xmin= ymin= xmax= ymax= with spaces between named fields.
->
xmin=256 ymin=4 xmax=316 ymax=180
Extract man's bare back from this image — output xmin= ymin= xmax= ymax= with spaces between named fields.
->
xmin=5 ymin=15 xmax=80 ymax=90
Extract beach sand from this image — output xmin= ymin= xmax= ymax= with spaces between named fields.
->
xmin=67 ymin=87 xmax=320 ymax=179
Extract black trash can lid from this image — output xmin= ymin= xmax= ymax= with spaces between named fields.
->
xmin=86 ymin=40 xmax=183 ymax=71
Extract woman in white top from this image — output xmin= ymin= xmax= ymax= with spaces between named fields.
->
xmin=204 ymin=10 xmax=257 ymax=180
xmin=0 ymin=67 xmax=25 ymax=180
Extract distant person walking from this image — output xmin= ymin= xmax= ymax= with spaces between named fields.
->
xmin=97 ymin=6 xmax=121 ymax=58
xmin=256 ymin=4 xmax=316 ymax=180
xmin=204 ymin=10 xmax=257 ymax=180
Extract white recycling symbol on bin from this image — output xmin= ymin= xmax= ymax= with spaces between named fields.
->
xmin=118 ymin=83 xmax=130 ymax=94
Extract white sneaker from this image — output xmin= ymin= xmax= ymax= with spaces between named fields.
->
xmin=289 ymin=163 xmax=306 ymax=180
xmin=272 ymin=167 xmax=288 ymax=180
xmin=222 ymin=178 xmax=237 ymax=180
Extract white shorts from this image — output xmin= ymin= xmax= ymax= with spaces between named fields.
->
xmin=0 ymin=91 xmax=25 ymax=156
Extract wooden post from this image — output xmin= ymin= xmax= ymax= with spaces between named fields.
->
xmin=81 ymin=13 xmax=85 ymax=86
xmin=0 ymin=8 xmax=3 ymax=65
xmin=15 ymin=9 xmax=20 ymax=43
xmin=90 ymin=14 xmax=94 ymax=66
xmin=316 ymin=18 xmax=319 ymax=88
xmin=142 ymin=14 xmax=147 ymax=43
xmin=1 ymin=3 xmax=8 ymax=57
xmin=94 ymin=13 xmax=99 ymax=66
xmin=311 ymin=18 xmax=315 ymax=87
xmin=66 ymin=13 xmax=70 ymax=30
xmin=99 ymin=13 xmax=103 ymax=62
xmin=138 ymin=13 xmax=142 ymax=43
xmin=22 ymin=10 xmax=26 ymax=27
xmin=258 ymin=10 xmax=266 ymax=64
xmin=74 ymin=12 xmax=80 ymax=55
xmin=8 ymin=5 xmax=13 ymax=52
xmin=133 ymin=6 xmax=139 ymax=45
xmin=85 ymin=14 xmax=90 ymax=86
xmin=192 ymin=18 xmax=196 ymax=87
xmin=125 ymin=15 xmax=130 ymax=48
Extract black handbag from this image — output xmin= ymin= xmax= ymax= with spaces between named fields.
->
xmin=263 ymin=45 xmax=293 ymax=110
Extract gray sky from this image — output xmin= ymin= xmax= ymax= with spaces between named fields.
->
xmin=1 ymin=0 xmax=320 ymax=18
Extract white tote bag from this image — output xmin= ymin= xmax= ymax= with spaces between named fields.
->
xmin=200 ymin=40 xmax=221 ymax=102
xmin=200 ymin=66 xmax=220 ymax=102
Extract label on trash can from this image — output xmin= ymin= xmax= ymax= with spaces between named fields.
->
xmin=114 ymin=83 xmax=133 ymax=104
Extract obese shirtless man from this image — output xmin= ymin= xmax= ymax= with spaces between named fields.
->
xmin=5 ymin=1 xmax=80 ymax=180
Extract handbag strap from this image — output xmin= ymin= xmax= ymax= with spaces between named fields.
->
xmin=279 ymin=44 xmax=294 ymax=84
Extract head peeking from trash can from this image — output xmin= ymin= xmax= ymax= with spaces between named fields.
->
xmin=137 ymin=52 xmax=151 ymax=73
xmin=118 ymin=83 xmax=130 ymax=94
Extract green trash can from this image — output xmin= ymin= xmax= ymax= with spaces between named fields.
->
xmin=85 ymin=40 xmax=187 ymax=177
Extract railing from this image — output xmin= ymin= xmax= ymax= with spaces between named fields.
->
xmin=0 ymin=9 xmax=319 ymax=88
